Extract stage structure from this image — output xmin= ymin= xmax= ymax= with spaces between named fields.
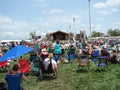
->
xmin=46 ymin=30 xmax=74 ymax=41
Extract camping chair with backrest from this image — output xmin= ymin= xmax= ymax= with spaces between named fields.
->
xmin=31 ymin=57 xmax=40 ymax=76
xmin=96 ymin=56 xmax=108 ymax=71
xmin=82 ymin=49 xmax=90 ymax=55
xmin=6 ymin=73 xmax=24 ymax=90
xmin=0 ymin=61 xmax=9 ymax=71
xmin=30 ymin=53 xmax=38 ymax=62
xmin=39 ymin=60 xmax=54 ymax=79
xmin=77 ymin=55 xmax=90 ymax=71
xmin=91 ymin=50 xmax=99 ymax=63
xmin=39 ymin=57 xmax=57 ymax=80
xmin=19 ymin=59 xmax=31 ymax=74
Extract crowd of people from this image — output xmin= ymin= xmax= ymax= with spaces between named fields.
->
xmin=0 ymin=37 xmax=120 ymax=90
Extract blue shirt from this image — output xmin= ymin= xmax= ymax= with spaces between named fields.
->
xmin=6 ymin=72 xmax=23 ymax=90
xmin=77 ymin=42 xmax=82 ymax=49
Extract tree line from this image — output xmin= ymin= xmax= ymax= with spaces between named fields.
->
xmin=91 ymin=29 xmax=120 ymax=37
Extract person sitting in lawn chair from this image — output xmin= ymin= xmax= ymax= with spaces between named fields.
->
xmin=110 ymin=50 xmax=120 ymax=64
xmin=100 ymin=47 xmax=110 ymax=61
xmin=40 ymin=48 xmax=49 ymax=62
xmin=6 ymin=64 xmax=28 ymax=90
xmin=42 ymin=53 xmax=58 ymax=78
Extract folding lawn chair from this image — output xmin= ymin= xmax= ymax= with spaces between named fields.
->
xmin=0 ymin=61 xmax=9 ymax=71
xmin=6 ymin=73 xmax=24 ymax=90
xmin=19 ymin=59 xmax=31 ymax=74
xmin=31 ymin=58 xmax=40 ymax=76
xmin=96 ymin=56 xmax=108 ymax=71
xmin=77 ymin=55 xmax=90 ymax=71
xmin=91 ymin=50 xmax=99 ymax=63
xmin=39 ymin=60 xmax=56 ymax=79
xmin=30 ymin=53 xmax=37 ymax=62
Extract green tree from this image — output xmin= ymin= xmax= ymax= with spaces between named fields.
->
xmin=107 ymin=29 xmax=120 ymax=36
xmin=91 ymin=31 xmax=104 ymax=37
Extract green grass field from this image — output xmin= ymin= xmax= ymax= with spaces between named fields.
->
xmin=0 ymin=58 xmax=120 ymax=90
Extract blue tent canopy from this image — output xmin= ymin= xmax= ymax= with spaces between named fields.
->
xmin=0 ymin=45 xmax=34 ymax=62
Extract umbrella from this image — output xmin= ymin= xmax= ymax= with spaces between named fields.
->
xmin=0 ymin=45 xmax=34 ymax=62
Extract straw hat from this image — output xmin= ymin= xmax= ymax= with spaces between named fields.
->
xmin=41 ymin=48 xmax=47 ymax=52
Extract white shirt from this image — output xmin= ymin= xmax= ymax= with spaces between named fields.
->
xmin=43 ymin=58 xmax=57 ymax=71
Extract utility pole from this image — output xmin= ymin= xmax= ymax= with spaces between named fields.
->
xmin=73 ymin=17 xmax=76 ymax=39
xmin=88 ymin=0 xmax=92 ymax=37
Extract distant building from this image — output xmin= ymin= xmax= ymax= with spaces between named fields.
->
xmin=75 ymin=30 xmax=86 ymax=41
xmin=46 ymin=30 xmax=74 ymax=41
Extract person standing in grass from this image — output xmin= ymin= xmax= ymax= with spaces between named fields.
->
xmin=54 ymin=41 xmax=62 ymax=62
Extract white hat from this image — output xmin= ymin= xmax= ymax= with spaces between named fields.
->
xmin=41 ymin=48 xmax=47 ymax=52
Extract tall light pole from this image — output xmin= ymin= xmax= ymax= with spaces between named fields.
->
xmin=73 ymin=17 xmax=76 ymax=37
xmin=88 ymin=0 xmax=92 ymax=37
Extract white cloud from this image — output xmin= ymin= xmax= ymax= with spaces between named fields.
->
xmin=0 ymin=16 xmax=12 ymax=24
xmin=34 ymin=0 xmax=46 ymax=3
xmin=49 ymin=9 xmax=63 ymax=14
xmin=100 ymin=10 xmax=112 ymax=15
xmin=93 ymin=0 xmax=120 ymax=9
xmin=3 ymin=32 xmax=14 ymax=37
xmin=0 ymin=16 xmax=29 ymax=31
xmin=0 ymin=16 xmax=37 ymax=39
xmin=99 ymin=8 xmax=118 ymax=15
xmin=42 ymin=9 xmax=63 ymax=15
xmin=34 ymin=0 xmax=48 ymax=8
xmin=95 ymin=24 xmax=102 ymax=31
xmin=93 ymin=2 xmax=106 ymax=9
xmin=98 ymin=18 xmax=105 ymax=22
xmin=106 ymin=0 xmax=120 ymax=7
xmin=51 ymin=15 xmax=82 ymax=24
xmin=91 ymin=24 xmax=107 ymax=34
xmin=92 ymin=24 xmax=104 ymax=33
xmin=60 ymin=17 xmax=73 ymax=23
xmin=110 ymin=8 xmax=119 ymax=12
xmin=41 ymin=22 xmax=50 ymax=27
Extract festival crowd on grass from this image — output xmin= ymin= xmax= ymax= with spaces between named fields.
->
xmin=0 ymin=37 xmax=120 ymax=90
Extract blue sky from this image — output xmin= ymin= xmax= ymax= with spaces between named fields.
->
xmin=0 ymin=0 xmax=120 ymax=40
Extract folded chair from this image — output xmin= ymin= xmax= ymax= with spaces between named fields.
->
xmin=19 ymin=59 xmax=31 ymax=74
xmin=96 ymin=56 xmax=108 ymax=71
xmin=77 ymin=55 xmax=90 ymax=71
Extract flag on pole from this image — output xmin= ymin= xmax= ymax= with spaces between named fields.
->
xmin=73 ymin=17 xmax=75 ymax=22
